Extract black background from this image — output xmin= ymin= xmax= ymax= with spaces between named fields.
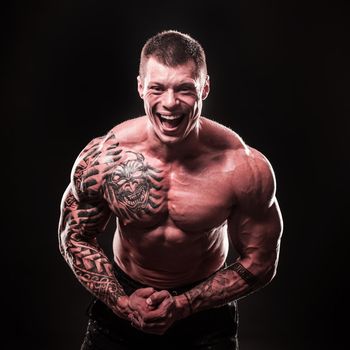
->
xmin=4 ymin=0 xmax=349 ymax=349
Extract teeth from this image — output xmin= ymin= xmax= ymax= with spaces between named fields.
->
xmin=160 ymin=114 xmax=182 ymax=120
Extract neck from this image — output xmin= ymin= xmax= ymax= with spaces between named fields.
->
xmin=146 ymin=120 xmax=202 ymax=162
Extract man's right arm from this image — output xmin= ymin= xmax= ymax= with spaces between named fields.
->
xmin=57 ymin=134 xmax=132 ymax=318
xmin=58 ymin=183 xmax=131 ymax=317
xmin=58 ymin=134 xmax=161 ymax=323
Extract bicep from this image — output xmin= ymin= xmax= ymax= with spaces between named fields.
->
xmin=228 ymin=198 xmax=283 ymax=277
xmin=58 ymin=184 xmax=112 ymax=244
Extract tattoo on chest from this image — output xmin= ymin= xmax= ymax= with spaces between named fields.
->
xmin=105 ymin=151 xmax=163 ymax=220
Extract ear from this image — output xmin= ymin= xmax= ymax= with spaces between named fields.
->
xmin=201 ymin=75 xmax=210 ymax=100
xmin=137 ymin=76 xmax=144 ymax=99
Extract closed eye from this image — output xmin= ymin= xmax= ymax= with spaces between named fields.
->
xmin=149 ymin=85 xmax=164 ymax=93
xmin=176 ymin=84 xmax=196 ymax=93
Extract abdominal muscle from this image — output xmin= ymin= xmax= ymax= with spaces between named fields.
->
xmin=112 ymin=219 xmax=229 ymax=289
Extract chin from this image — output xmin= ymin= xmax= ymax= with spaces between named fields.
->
xmin=155 ymin=132 xmax=186 ymax=145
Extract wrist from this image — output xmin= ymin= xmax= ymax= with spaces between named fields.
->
xmin=174 ymin=293 xmax=192 ymax=320
xmin=114 ymin=295 xmax=130 ymax=319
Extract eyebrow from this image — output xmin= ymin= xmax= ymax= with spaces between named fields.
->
xmin=177 ymin=82 xmax=196 ymax=88
xmin=147 ymin=81 xmax=196 ymax=88
xmin=148 ymin=82 xmax=164 ymax=87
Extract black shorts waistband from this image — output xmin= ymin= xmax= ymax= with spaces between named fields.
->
xmin=112 ymin=261 xmax=214 ymax=296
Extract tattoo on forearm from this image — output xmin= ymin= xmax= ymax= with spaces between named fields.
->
xmin=184 ymin=263 xmax=259 ymax=313
xmin=65 ymin=235 xmax=125 ymax=305
xmin=59 ymin=190 xmax=126 ymax=312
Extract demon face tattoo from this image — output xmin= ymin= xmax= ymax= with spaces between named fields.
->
xmin=105 ymin=151 xmax=163 ymax=220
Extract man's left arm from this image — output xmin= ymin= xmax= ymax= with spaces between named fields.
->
xmin=180 ymin=150 xmax=284 ymax=313
xmin=182 ymin=201 xmax=283 ymax=314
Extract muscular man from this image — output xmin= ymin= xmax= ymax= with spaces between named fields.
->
xmin=58 ymin=30 xmax=283 ymax=350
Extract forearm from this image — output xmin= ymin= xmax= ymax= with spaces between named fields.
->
xmin=60 ymin=233 xmax=126 ymax=315
xmin=179 ymin=262 xmax=261 ymax=315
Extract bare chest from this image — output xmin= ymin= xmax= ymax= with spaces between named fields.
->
xmin=167 ymin=168 xmax=234 ymax=230
xmin=99 ymin=149 xmax=234 ymax=229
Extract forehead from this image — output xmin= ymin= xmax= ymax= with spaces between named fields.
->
xmin=143 ymin=57 xmax=198 ymax=83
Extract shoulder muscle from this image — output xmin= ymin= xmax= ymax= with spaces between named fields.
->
xmin=235 ymin=147 xmax=277 ymax=211
xmin=70 ymin=131 xmax=121 ymax=200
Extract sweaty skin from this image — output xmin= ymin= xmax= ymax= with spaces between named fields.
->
xmin=58 ymin=58 xmax=283 ymax=335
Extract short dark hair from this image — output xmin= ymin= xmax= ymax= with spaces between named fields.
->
xmin=139 ymin=30 xmax=207 ymax=80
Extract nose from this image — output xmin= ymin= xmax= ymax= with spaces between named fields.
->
xmin=162 ymin=89 xmax=178 ymax=109
xmin=125 ymin=180 xmax=138 ymax=192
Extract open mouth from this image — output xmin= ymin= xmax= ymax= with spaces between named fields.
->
xmin=157 ymin=113 xmax=185 ymax=130
xmin=120 ymin=184 xmax=148 ymax=209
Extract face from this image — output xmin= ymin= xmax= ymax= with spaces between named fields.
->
xmin=138 ymin=57 xmax=210 ymax=144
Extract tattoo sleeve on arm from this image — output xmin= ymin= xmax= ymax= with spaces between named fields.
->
xmin=59 ymin=190 xmax=126 ymax=313
xmin=58 ymin=133 xmax=127 ymax=314
xmin=184 ymin=262 xmax=259 ymax=314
